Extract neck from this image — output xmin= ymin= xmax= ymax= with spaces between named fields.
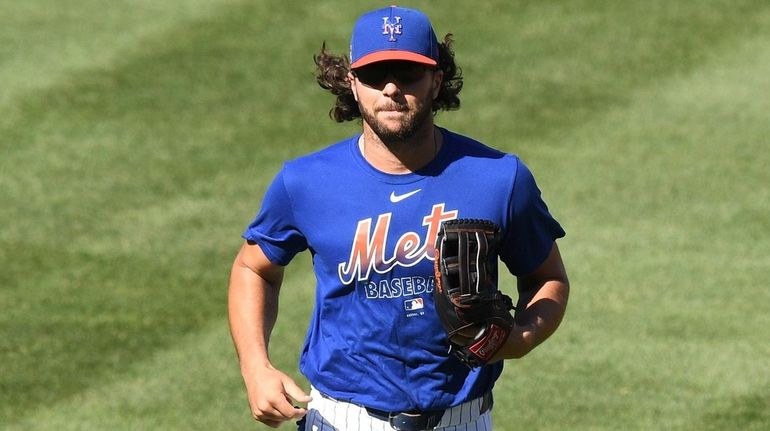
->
xmin=360 ymin=124 xmax=441 ymax=174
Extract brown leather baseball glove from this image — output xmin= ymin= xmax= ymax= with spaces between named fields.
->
xmin=433 ymin=219 xmax=515 ymax=367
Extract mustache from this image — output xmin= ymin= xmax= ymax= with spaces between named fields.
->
xmin=375 ymin=103 xmax=408 ymax=112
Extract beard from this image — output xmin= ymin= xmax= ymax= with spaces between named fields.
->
xmin=359 ymin=98 xmax=434 ymax=145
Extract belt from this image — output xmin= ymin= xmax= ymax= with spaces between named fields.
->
xmin=364 ymin=392 xmax=493 ymax=431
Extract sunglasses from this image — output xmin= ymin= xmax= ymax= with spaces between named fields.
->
xmin=352 ymin=61 xmax=432 ymax=87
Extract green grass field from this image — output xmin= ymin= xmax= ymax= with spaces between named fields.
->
xmin=1 ymin=1 xmax=768 ymax=429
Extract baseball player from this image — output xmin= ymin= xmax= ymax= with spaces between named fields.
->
xmin=228 ymin=6 xmax=569 ymax=430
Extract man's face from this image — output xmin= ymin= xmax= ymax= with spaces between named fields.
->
xmin=350 ymin=61 xmax=443 ymax=143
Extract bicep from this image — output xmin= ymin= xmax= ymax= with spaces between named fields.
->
xmin=516 ymin=242 xmax=569 ymax=298
xmin=232 ymin=240 xmax=285 ymax=288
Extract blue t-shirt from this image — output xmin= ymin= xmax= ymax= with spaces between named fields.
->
xmin=243 ymin=128 xmax=564 ymax=412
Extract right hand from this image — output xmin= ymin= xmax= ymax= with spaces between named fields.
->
xmin=242 ymin=364 xmax=313 ymax=428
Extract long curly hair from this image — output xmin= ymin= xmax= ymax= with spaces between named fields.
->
xmin=314 ymin=34 xmax=463 ymax=122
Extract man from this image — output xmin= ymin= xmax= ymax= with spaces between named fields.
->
xmin=228 ymin=6 xmax=569 ymax=430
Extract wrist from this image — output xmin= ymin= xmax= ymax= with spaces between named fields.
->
xmin=492 ymin=323 xmax=536 ymax=361
xmin=239 ymin=354 xmax=274 ymax=375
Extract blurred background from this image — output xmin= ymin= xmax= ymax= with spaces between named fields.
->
xmin=1 ymin=1 xmax=768 ymax=429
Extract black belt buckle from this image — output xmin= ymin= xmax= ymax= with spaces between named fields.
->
xmin=388 ymin=410 xmax=444 ymax=431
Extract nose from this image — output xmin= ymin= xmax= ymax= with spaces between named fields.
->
xmin=381 ymin=78 xmax=401 ymax=97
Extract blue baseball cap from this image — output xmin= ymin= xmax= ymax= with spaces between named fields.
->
xmin=349 ymin=6 xmax=440 ymax=69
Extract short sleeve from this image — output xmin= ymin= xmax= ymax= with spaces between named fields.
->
xmin=500 ymin=158 xmax=566 ymax=276
xmin=242 ymin=168 xmax=308 ymax=266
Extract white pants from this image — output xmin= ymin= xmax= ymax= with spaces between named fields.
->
xmin=299 ymin=387 xmax=493 ymax=431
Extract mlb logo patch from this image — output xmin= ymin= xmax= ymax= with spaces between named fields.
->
xmin=404 ymin=298 xmax=424 ymax=311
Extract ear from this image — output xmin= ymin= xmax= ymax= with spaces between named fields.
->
xmin=431 ymin=69 xmax=444 ymax=100
xmin=348 ymin=72 xmax=359 ymax=102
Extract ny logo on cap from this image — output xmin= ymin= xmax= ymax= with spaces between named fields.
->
xmin=382 ymin=16 xmax=402 ymax=41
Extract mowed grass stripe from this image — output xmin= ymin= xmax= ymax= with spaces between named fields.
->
xmin=439 ymin=0 xmax=770 ymax=149
xmin=0 ymin=0 xmax=245 ymax=109
xmin=493 ymin=18 xmax=770 ymax=431
xmin=0 ymin=0 xmax=355 ymax=247
xmin=4 ymin=320 xmax=268 ymax=431
xmin=0 ymin=0 xmax=361 ymax=423
xmin=5 ymin=255 xmax=316 ymax=431
xmin=0 ymin=0 xmax=278 ymax=422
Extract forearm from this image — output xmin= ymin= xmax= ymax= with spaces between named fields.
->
xmin=497 ymin=243 xmax=570 ymax=360
xmin=508 ymin=279 xmax=569 ymax=357
xmin=228 ymin=243 xmax=311 ymax=425
xmin=228 ymin=252 xmax=282 ymax=369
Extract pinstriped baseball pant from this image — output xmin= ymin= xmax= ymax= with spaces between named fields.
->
xmin=298 ymin=387 xmax=493 ymax=431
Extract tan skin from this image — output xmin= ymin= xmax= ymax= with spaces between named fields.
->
xmin=349 ymin=65 xmax=444 ymax=173
xmin=228 ymin=64 xmax=570 ymax=427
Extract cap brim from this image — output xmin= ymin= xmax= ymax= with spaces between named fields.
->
xmin=351 ymin=50 xmax=438 ymax=68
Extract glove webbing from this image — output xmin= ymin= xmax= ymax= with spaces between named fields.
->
xmin=457 ymin=228 xmax=489 ymax=296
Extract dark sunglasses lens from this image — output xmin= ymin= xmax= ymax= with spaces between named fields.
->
xmin=393 ymin=64 xmax=427 ymax=83
xmin=354 ymin=67 xmax=388 ymax=86
xmin=355 ymin=62 xmax=427 ymax=86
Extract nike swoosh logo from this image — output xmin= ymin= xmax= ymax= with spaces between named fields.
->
xmin=390 ymin=189 xmax=422 ymax=203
